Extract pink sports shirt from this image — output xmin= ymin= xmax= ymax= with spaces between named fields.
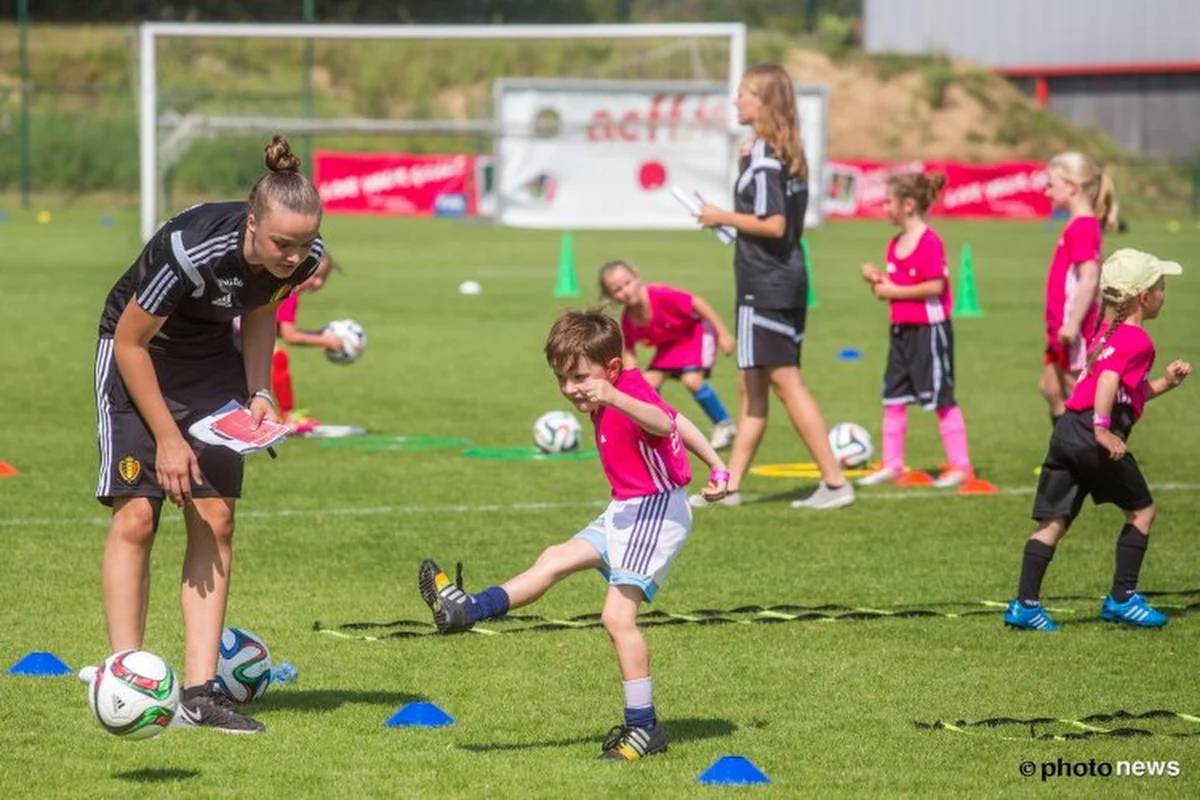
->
xmin=885 ymin=227 xmax=951 ymax=325
xmin=593 ymin=368 xmax=692 ymax=500
xmin=1066 ymin=323 xmax=1155 ymax=423
xmin=1045 ymin=216 xmax=1102 ymax=343
xmin=621 ymin=285 xmax=710 ymax=370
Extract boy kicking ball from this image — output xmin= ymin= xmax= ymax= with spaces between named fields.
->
xmin=420 ymin=309 xmax=728 ymax=760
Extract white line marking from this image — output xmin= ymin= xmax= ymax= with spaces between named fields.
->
xmin=6 ymin=483 xmax=1197 ymax=529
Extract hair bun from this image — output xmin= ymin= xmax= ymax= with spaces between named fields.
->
xmin=264 ymin=135 xmax=301 ymax=173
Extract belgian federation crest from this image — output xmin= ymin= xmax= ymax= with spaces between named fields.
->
xmin=117 ymin=455 xmax=142 ymax=485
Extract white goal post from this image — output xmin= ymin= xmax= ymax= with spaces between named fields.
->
xmin=138 ymin=21 xmax=748 ymax=241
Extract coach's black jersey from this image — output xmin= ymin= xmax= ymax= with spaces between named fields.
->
xmin=732 ymin=139 xmax=809 ymax=309
xmin=98 ymin=202 xmax=323 ymax=358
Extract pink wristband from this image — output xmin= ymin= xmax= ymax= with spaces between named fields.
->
xmin=1093 ymin=414 xmax=1111 ymax=429
xmin=710 ymin=469 xmax=731 ymax=483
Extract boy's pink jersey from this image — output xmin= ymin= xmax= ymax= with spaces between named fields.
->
xmin=593 ymin=368 xmax=692 ymax=500
xmin=275 ymin=292 xmax=300 ymax=325
xmin=1066 ymin=324 xmax=1154 ymax=422
xmin=885 ymin=227 xmax=951 ymax=325
xmin=621 ymin=284 xmax=711 ymax=370
xmin=1045 ymin=216 xmax=1102 ymax=343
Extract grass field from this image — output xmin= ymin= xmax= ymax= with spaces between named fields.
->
xmin=2 ymin=209 xmax=1199 ymax=797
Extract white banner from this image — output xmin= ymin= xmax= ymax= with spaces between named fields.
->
xmin=494 ymin=79 xmax=827 ymax=230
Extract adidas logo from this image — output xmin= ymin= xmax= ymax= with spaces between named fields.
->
xmin=212 ymin=294 xmax=232 ymax=307
xmin=111 ymin=696 xmax=126 ymax=713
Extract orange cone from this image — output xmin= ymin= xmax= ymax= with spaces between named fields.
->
xmin=895 ymin=470 xmax=934 ymax=487
xmin=959 ymin=476 xmax=997 ymax=495
xmin=0 ymin=461 xmax=18 ymax=478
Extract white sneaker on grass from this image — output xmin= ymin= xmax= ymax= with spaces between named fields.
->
xmin=856 ymin=467 xmax=901 ymax=486
xmin=933 ymin=469 xmax=970 ymax=488
xmin=791 ymin=482 xmax=856 ymax=510
xmin=709 ymin=421 xmax=737 ymax=450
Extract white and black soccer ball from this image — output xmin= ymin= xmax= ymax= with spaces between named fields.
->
xmin=533 ymin=410 xmax=583 ymax=454
xmin=88 ymin=649 xmax=179 ymax=739
xmin=215 ymin=627 xmax=273 ymax=704
xmin=324 ymin=318 xmax=366 ymax=364
xmin=828 ymin=422 xmax=873 ymax=469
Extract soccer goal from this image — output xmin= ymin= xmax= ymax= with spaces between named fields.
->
xmin=137 ymin=22 xmax=826 ymax=240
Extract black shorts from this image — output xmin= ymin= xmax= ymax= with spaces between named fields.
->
xmin=736 ymin=305 xmax=806 ymax=369
xmin=882 ymin=322 xmax=956 ymax=410
xmin=94 ymin=338 xmax=248 ymax=506
xmin=1031 ymin=408 xmax=1152 ymax=529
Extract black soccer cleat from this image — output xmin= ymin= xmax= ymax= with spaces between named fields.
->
xmin=599 ymin=723 xmax=668 ymax=761
xmin=174 ymin=683 xmax=266 ymax=734
xmin=418 ymin=558 xmax=474 ymax=633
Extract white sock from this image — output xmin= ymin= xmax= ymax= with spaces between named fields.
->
xmin=622 ymin=676 xmax=653 ymax=709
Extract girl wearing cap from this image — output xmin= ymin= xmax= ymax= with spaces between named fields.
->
xmin=1040 ymin=152 xmax=1119 ymax=425
xmin=1005 ymin=248 xmax=1190 ymax=632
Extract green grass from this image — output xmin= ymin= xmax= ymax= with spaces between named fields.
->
xmin=2 ymin=211 xmax=1200 ymax=797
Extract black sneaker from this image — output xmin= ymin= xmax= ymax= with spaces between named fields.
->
xmin=599 ymin=724 xmax=668 ymax=761
xmin=175 ymin=684 xmax=266 ymax=734
xmin=418 ymin=558 xmax=474 ymax=633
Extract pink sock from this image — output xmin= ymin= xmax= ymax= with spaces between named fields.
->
xmin=937 ymin=406 xmax=971 ymax=471
xmin=882 ymin=404 xmax=907 ymax=471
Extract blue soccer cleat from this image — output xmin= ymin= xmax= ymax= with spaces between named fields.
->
xmin=1101 ymin=593 xmax=1168 ymax=628
xmin=1004 ymin=599 xmax=1060 ymax=632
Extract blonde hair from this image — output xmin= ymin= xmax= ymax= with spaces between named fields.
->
xmin=1048 ymin=152 xmax=1118 ymax=233
xmin=888 ymin=172 xmax=947 ymax=215
xmin=597 ymin=259 xmax=639 ymax=300
xmin=544 ymin=310 xmax=624 ymax=374
xmin=741 ymin=64 xmax=808 ymax=181
xmin=247 ymin=135 xmax=323 ymax=221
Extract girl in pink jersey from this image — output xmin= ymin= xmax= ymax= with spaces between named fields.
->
xmin=419 ymin=310 xmax=729 ymax=761
xmin=1040 ymin=152 xmax=1119 ymax=425
xmin=859 ymin=172 xmax=974 ymax=488
xmin=271 ymin=251 xmax=338 ymax=433
xmin=1006 ymin=249 xmax=1189 ymax=632
xmin=599 ymin=260 xmax=738 ymax=450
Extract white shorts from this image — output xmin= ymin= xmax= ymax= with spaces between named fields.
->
xmin=574 ymin=488 xmax=692 ymax=602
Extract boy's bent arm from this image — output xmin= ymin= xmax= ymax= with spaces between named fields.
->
xmin=692 ymin=296 xmax=733 ymax=340
xmin=607 ymin=390 xmax=674 ymax=438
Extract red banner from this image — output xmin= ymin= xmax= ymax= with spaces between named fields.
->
xmin=824 ymin=159 xmax=1051 ymax=219
xmin=314 ymin=152 xmax=476 ymax=216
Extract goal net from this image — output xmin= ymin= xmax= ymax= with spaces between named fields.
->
xmin=137 ymin=23 xmax=820 ymax=239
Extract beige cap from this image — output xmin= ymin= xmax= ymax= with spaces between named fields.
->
xmin=1101 ymin=248 xmax=1182 ymax=299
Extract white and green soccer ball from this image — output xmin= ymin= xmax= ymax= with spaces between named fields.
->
xmin=828 ymin=422 xmax=873 ymax=469
xmin=88 ymin=650 xmax=179 ymax=739
xmin=533 ymin=410 xmax=583 ymax=454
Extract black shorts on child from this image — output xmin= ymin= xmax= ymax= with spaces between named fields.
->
xmin=1031 ymin=408 xmax=1152 ymax=528
xmin=882 ymin=321 xmax=956 ymax=410
xmin=735 ymin=305 xmax=806 ymax=369
xmin=94 ymin=339 xmax=248 ymax=506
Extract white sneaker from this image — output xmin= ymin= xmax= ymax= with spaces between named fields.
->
xmin=709 ymin=421 xmax=737 ymax=450
xmin=689 ymin=490 xmax=742 ymax=507
xmin=791 ymin=482 xmax=856 ymax=510
xmin=78 ymin=665 xmax=98 ymax=685
xmin=933 ymin=469 xmax=970 ymax=488
xmin=856 ymin=467 xmax=901 ymax=487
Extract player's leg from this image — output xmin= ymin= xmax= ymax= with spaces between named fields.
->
xmin=861 ymin=330 xmax=913 ymax=485
xmin=101 ymin=497 xmax=162 ymax=651
xmin=175 ymin=496 xmax=264 ymax=733
xmin=642 ymin=369 xmax=666 ymax=390
xmin=1100 ymin=450 xmax=1166 ymax=626
xmin=598 ymin=584 xmax=666 ymax=760
xmin=926 ymin=323 xmax=973 ymax=487
xmin=773 ymin=366 xmax=854 ymax=509
xmin=721 ymin=368 xmax=770 ymax=501
xmin=419 ymin=539 xmax=602 ymax=633
xmin=1005 ymin=517 xmax=1069 ymax=632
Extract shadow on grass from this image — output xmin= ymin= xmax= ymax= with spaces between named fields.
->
xmin=457 ymin=716 xmax=737 ymax=753
xmin=114 ymin=768 xmax=200 ymax=783
xmin=258 ymin=689 xmax=424 ymax=712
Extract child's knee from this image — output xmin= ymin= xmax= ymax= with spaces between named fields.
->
xmin=1128 ymin=504 xmax=1156 ymax=532
xmin=601 ymin=603 xmax=640 ymax=637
